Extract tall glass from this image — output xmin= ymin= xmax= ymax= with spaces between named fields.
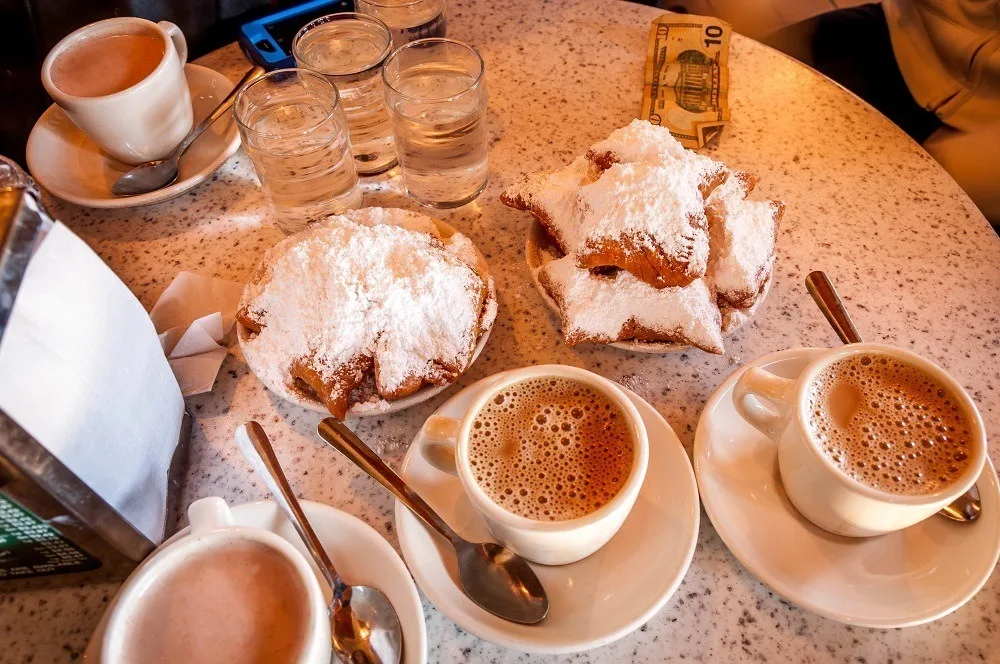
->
xmin=234 ymin=68 xmax=361 ymax=233
xmin=355 ymin=0 xmax=446 ymax=45
xmin=382 ymin=38 xmax=488 ymax=208
xmin=293 ymin=13 xmax=397 ymax=175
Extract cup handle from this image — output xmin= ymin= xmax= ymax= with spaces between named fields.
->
xmin=158 ymin=21 xmax=188 ymax=65
xmin=187 ymin=496 xmax=233 ymax=535
xmin=421 ymin=416 xmax=461 ymax=476
xmin=733 ymin=366 xmax=797 ymax=441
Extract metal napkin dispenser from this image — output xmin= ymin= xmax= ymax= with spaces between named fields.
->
xmin=0 ymin=188 xmax=190 ymax=590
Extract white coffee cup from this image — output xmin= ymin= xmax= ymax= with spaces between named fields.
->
xmin=733 ymin=344 xmax=986 ymax=537
xmin=423 ymin=365 xmax=649 ymax=565
xmin=100 ymin=497 xmax=330 ymax=664
xmin=41 ymin=17 xmax=193 ymax=165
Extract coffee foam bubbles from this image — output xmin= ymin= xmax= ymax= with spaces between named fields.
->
xmin=806 ymin=353 xmax=973 ymax=495
xmin=468 ymin=377 xmax=634 ymax=521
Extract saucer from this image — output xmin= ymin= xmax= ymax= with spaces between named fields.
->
xmin=83 ymin=500 xmax=427 ymax=664
xmin=26 ymin=64 xmax=241 ymax=209
xmin=394 ymin=371 xmax=700 ymax=653
xmin=694 ymin=347 xmax=1000 ymax=628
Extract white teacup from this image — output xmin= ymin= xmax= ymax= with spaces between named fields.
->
xmin=101 ymin=497 xmax=330 ymax=664
xmin=734 ymin=344 xmax=986 ymax=537
xmin=423 ymin=365 xmax=649 ymax=565
xmin=41 ymin=17 xmax=193 ymax=165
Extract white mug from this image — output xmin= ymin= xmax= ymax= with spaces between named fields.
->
xmin=101 ymin=497 xmax=331 ymax=664
xmin=41 ymin=17 xmax=193 ymax=165
xmin=734 ymin=344 xmax=986 ymax=537
xmin=423 ymin=365 xmax=649 ymax=565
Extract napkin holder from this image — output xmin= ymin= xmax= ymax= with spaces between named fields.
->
xmin=0 ymin=188 xmax=191 ymax=590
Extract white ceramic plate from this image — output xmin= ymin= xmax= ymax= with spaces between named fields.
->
xmin=694 ymin=347 xmax=1000 ymax=628
xmin=394 ymin=371 xmax=700 ymax=653
xmin=83 ymin=500 xmax=426 ymax=664
xmin=524 ymin=221 xmax=764 ymax=353
xmin=238 ymin=218 xmax=497 ymax=418
xmin=26 ymin=64 xmax=241 ymax=209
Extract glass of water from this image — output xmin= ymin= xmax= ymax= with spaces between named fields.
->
xmin=234 ymin=68 xmax=361 ymax=233
xmin=355 ymin=0 xmax=446 ymax=45
xmin=293 ymin=13 xmax=397 ymax=175
xmin=382 ymin=38 xmax=488 ymax=208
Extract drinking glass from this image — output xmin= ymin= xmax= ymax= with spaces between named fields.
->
xmin=293 ymin=13 xmax=397 ymax=175
xmin=382 ymin=38 xmax=488 ymax=208
xmin=355 ymin=0 xmax=446 ymax=45
xmin=234 ymin=68 xmax=361 ymax=233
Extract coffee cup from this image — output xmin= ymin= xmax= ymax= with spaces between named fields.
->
xmin=733 ymin=343 xmax=986 ymax=537
xmin=100 ymin=497 xmax=330 ymax=664
xmin=423 ymin=365 xmax=649 ymax=565
xmin=41 ymin=17 xmax=193 ymax=165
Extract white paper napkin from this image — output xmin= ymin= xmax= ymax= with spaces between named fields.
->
xmin=149 ymin=272 xmax=243 ymax=396
xmin=0 ymin=222 xmax=185 ymax=542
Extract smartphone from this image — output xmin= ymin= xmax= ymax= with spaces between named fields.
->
xmin=238 ymin=0 xmax=353 ymax=70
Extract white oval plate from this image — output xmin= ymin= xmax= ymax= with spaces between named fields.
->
xmin=26 ymin=64 xmax=241 ymax=209
xmin=694 ymin=347 xmax=1000 ymax=628
xmin=394 ymin=370 xmax=700 ymax=653
xmin=238 ymin=218 xmax=497 ymax=418
xmin=83 ymin=500 xmax=427 ymax=664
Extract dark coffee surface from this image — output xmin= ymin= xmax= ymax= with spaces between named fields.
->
xmin=469 ymin=376 xmax=634 ymax=521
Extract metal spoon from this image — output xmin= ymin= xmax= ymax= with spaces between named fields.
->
xmin=235 ymin=421 xmax=403 ymax=663
xmin=317 ymin=417 xmax=549 ymax=625
xmin=112 ymin=66 xmax=264 ymax=196
xmin=805 ymin=270 xmax=982 ymax=523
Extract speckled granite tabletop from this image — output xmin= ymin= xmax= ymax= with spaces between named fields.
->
xmin=3 ymin=0 xmax=998 ymax=662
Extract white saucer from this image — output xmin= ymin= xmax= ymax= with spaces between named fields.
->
xmin=27 ymin=63 xmax=241 ymax=209
xmin=83 ymin=500 xmax=427 ymax=664
xmin=694 ymin=347 xmax=1000 ymax=628
xmin=394 ymin=371 xmax=700 ymax=654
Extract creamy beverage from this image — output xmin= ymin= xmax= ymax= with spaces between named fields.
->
xmin=806 ymin=352 xmax=974 ymax=495
xmin=50 ymin=33 xmax=164 ymax=97
xmin=120 ymin=539 xmax=310 ymax=664
xmin=468 ymin=377 xmax=634 ymax=521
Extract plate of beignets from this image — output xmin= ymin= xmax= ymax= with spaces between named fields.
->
xmin=506 ymin=120 xmax=784 ymax=354
xmin=237 ymin=207 xmax=497 ymax=418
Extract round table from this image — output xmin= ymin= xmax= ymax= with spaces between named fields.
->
xmin=5 ymin=1 xmax=998 ymax=662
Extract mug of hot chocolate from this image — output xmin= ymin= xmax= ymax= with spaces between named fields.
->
xmin=99 ymin=497 xmax=331 ymax=664
xmin=41 ymin=17 xmax=193 ymax=165
xmin=733 ymin=344 xmax=986 ymax=537
xmin=423 ymin=365 xmax=649 ymax=565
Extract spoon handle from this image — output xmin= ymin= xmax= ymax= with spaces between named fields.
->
xmin=805 ymin=271 xmax=864 ymax=344
xmin=174 ymin=65 xmax=265 ymax=159
xmin=317 ymin=418 xmax=463 ymax=545
xmin=236 ymin=421 xmax=348 ymax=598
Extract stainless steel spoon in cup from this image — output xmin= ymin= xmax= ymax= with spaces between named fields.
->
xmin=112 ymin=66 xmax=265 ymax=196
xmin=235 ymin=421 xmax=403 ymax=664
xmin=317 ymin=417 xmax=550 ymax=625
xmin=805 ymin=270 xmax=982 ymax=523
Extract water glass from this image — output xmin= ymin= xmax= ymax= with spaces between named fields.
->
xmin=355 ymin=0 xmax=446 ymax=45
xmin=234 ymin=68 xmax=361 ymax=234
xmin=293 ymin=13 xmax=397 ymax=175
xmin=382 ymin=38 xmax=488 ymax=208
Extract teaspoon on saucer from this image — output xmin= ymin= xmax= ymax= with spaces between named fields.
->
xmin=235 ymin=421 xmax=403 ymax=664
xmin=112 ymin=66 xmax=264 ymax=196
xmin=805 ymin=270 xmax=982 ymax=523
xmin=317 ymin=417 xmax=550 ymax=625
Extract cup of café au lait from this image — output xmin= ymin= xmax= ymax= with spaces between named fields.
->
xmin=100 ymin=497 xmax=330 ymax=664
xmin=41 ymin=17 xmax=193 ymax=165
xmin=734 ymin=343 xmax=986 ymax=537
xmin=423 ymin=364 xmax=649 ymax=565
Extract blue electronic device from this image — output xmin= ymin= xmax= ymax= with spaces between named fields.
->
xmin=238 ymin=0 xmax=353 ymax=70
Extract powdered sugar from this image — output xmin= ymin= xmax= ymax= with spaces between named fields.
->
xmin=538 ymin=255 xmax=724 ymax=354
xmin=240 ymin=209 xmax=489 ymax=403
